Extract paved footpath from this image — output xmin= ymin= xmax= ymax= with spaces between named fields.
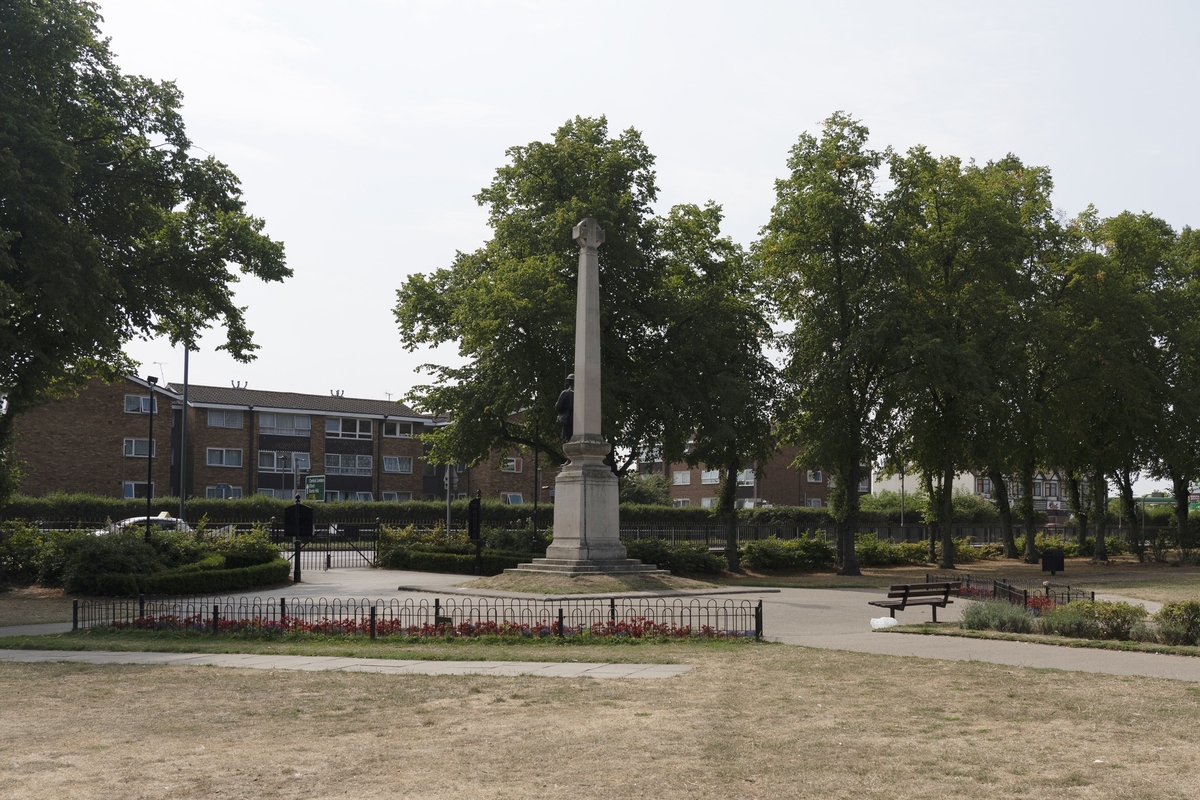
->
xmin=3 ymin=566 xmax=1199 ymax=682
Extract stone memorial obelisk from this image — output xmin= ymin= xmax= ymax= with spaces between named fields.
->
xmin=513 ymin=219 xmax=663 ymax=575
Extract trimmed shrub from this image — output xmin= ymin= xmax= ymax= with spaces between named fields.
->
xmin=0 ymin=521 xmax=48 ymax=583
xmin=139 ymin=559 xmax=291 ymax=596
xmin=741 ymin=535 xmax=837 ymax=571
xmin=855 ymin=535 xmax=928 ymax=567
xmin=60 ymin=531 xmax=163 ymax=594
xmin=622 ymin=539 xmax=725 ymax=575
xmin=483 ymin=526 xmax=551 ymax=556
xmin=1039 ymin=600 xmax=1147 ymax=640
xmin=215 ymin=527 xmax=280 ymax=568
xmin=961 ymin=599 xmax=1035 ymax=633
xmin=1154 ymin=601 xmax=1200 ymax=646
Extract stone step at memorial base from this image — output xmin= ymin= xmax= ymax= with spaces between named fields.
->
xmin=507 ymin=557 xmax=671 ymax=577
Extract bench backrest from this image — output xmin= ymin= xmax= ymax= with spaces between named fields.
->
xmin=886 ymin=582 xmax=961 ymax=600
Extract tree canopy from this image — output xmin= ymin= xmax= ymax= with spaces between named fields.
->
xmin=0 ymin=0 xmax=289 ymax=496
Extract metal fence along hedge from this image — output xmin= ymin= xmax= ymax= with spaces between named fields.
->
xmin=73 ymin=595 xmax=764 ymax=640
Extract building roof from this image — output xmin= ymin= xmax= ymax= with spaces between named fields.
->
xmin=170 ymin=383 xmax=423 ymax=420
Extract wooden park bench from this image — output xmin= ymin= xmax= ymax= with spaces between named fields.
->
xmin=868 ymin=581 xmax=961 ymax=622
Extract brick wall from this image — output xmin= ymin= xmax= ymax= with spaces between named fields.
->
xmin=13 ymin=378 xmax=174 ymax=498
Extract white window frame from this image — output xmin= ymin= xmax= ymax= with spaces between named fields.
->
xmin=806 ymin=498 xmax=823 ymax=508
xmin=503 ymin=493 xmax=524 ymax=504
xmin=382 ymin=491 xmax=415 ymax=502
xmin=123 ymin=438 xmax=155 ymax=458
xmin=701 ymin=470 xmax=720 ymax=485
xmin=207 ymin=409 xmax=244 ymax=429
xmin=737 ymin=469 xmax=755 ymax=487
xmin=259 ymin=413 xmax=311 ymax=436
xmin=122 ymin=481 xmax=153 ymax=499
xmin=206 ymin=485 xmax=243 ymax=499
xmin=501 ymin=457 xmax=523 ymax=473
xmin=673 ymin=470 xmax=691 ymax=486
xmin=325 ymin=417 xmax=373 ymax=439
xmin=806 ymin=470 xmax=822 ymax=483
xmin=355 ymin=492 xmax=374 ymax=501
xmin=383 ymin=421 xmax=414 ymax=438
xmin=206 ymin=448 xmax=243 ymax=468
xmin=258 ymin=451 xmax=310 ymax=473
xmin=701 ymin=497 xmax=717 ymax=508
xmin=383 ymin=455 xmax=414 ymax=474
xmin=124 ymin=395 xmax=158 ymax=414
xmin=672 ymin=498 xmax=691 ymax=508
xmin=324 ymin=453 xmax=373 ymax=476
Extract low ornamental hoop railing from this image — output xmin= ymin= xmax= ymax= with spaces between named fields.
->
xmin=72 ymin=595 xmax=763 ymax=640
xmin=927 ymin=572 xmax=1095 ymax=615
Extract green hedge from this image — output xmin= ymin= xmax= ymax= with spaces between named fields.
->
xmin=377 ymin=547 xmax=536 ymax=576
xmin=741 ymin=536 xmax=837 ymax=571
xmin=622 ymin=539 xmax=725 ymax=574
xmin=79 ymin=559 xmax=291 ymax=597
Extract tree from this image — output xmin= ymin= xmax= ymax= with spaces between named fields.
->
xmin=758 ymin=113 xmax=905 ymax=576
xmin=618 ymin=472 xmax=672 ymax=506
xmin=0 ymin=0 xmax=289 ymax=500
xmin=657 ymin=203 xmax=777 ymax=570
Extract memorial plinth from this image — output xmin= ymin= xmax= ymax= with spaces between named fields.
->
xmin=511 ymin=219 xmax=665 ymax=577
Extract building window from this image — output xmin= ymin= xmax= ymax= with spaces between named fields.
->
xmin=325 ymin=453 xmax=373 ymax=475
xmin=383 ymin=456 xmax=414 ymax=473
xmin=260 ymin=413 xmax=310 ymax=435
xmin=977 ymin=477 xmax=992 ymax=495
xmin=701 ymin=470 xmax=720 ymax=485
xmin=123 ymin=438 xmax=155 ymax=458
xmin=858 ymin=477 xmax=870 ymax=493
xmin=806 ymin=470 xmax=823 ymax=483
xmin=701 ymin=497 xmax=717 ymax=508
xmin=206 ymin=485 xmax=243 ymax=499
xmin=383 ymin=421 xmax=413 ymax=438
xmin=382 ymin=491 xmax=414 ymax=502
xmin=258 ymin=451 xmax=310 ymax=473
xmin=326 ymin=417 xmax=372 ymax=439
xmin=1048 ymin=481 xmax=1058 ymax=498
xmin=501 ymin=457 xmax=523 ymax=473
xmin=355 ymin=492 xmax=373 ymax=501
xmin=122 ymin=481 xmax=153 ymax=499
xmin=673 ymin=471 xmax=691 ymax=486
xmin=1033 ymin=481 xmax=1043 ymax=498
xmin=124 ymin=395 xmax=157 ymax=414
xmin=672 ymin=498 xmax=691 ymax=507
xmin=738 ymin=469 xmax=755 ymax=487
xmin=503 ymin=493 xmax=524 ymax=505
xmin=207 ymin=409 xmax=243 ymax=428
xmin=206 ymin=448 xmax=243 ymax=467
xmin=806 ymin=498 xmax=822 ymax=508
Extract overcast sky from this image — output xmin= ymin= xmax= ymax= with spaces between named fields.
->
xmin=100 ymin=1 xmax=1198 ymax=491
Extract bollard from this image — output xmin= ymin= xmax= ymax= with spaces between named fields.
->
xmin=609 ymin=598 xmax=616 ymax=626
xmin=557 ymin=607 xmax=565 ymax=639
xmin=212 ymin=604 xmax=219 ymax=635
xmin=369 ymin=605 xmax=377 ymax=640
xmin=755 ymin=600 xmax=763 ymax=640
xmin=280 ymin=597 xmax=287 ymax=630
xmin=293 ymin=539 xmax=302 ymax=583
xmin=72 ymin=599 xmax=78 ymax=631
xmin=139 ymin=593 xmax=145 ymax=621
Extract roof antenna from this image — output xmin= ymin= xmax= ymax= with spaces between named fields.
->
xmin=385 ymin=392 xmax=392 ymax=402
xmin=232 ymin=380 xmax=247 ymax=389
xmin=331 ymin=389 xmax=343 ymax=397
xmin=153 ymin=362 xmax=168 ymax=383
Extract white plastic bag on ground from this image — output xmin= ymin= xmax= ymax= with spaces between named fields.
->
xmin=870 ymin=616 xmax=898 ymax=629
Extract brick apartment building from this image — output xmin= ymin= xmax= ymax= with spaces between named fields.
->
xmin=11 ymin=377 xmax=551 ymax=506
xmin=640 ymin=444 xmax=871 ymax=509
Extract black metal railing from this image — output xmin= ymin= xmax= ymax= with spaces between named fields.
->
xmin=72 ymin=595 xmax=763 ymax=639
xmin=926 ymin=572 xmax=1095 ymax=614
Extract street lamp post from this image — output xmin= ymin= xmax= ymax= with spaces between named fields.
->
xmin=145 ymin=375 xmax=158 ymax=543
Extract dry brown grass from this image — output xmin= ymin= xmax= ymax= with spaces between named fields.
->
xmin=3 ymin=645 xmax=1200 ymax=799
xmin=464 ymin=572 xmax=718 ymax=595
xmin=0 ymin=586 xmax=72 ymax=627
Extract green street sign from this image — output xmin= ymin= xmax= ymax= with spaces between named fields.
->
xmin=305 ymin=475 xmax=326 ymax=502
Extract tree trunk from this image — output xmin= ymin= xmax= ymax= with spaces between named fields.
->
xmin=939 ymin=461 xmax=955 ymax=570
xmin=1067 ymin=472 xmax=1088 ymax=550
xmin=1019 ymin=464 xmax=1038 ymax=564
xmin=720 ymin=458 xmax=741 ymax=571
xmin=924 ymin=472 xmax=939 ymax=564
xmin=836 ymin=462 xmax=862 ymax=576
xmin=989 ymin=468 xmax=1018 ymax=558
xmin=1092 ymin=470 xmax=1108 ymax=562
xmin=1170 ymin=468 xmax=1191 ymax=555
xmin=1115 ymin=468 xmax=1142 ymax=561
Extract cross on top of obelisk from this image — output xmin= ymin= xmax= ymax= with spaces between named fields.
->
xmin=573 ymin=218 xmax=605 ymax=249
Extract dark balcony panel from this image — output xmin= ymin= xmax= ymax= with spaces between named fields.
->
xmin=326 ymin=475 xmax=372 ymax=492
xmin=325 ymin=439 xmax=373 ymax=456
xmin=259 ymin=433 xmax=311 ymax=452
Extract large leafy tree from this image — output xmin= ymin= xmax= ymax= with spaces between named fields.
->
xmin=758 ymin=113 xmax=905 ymax=576
xmin=657 ymin=203 xmax=777 ymax=569
xmin=0 ymin=0 xmax=289 ymax=498
xmin=395 ymin=117 xmax=766 ymax=477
